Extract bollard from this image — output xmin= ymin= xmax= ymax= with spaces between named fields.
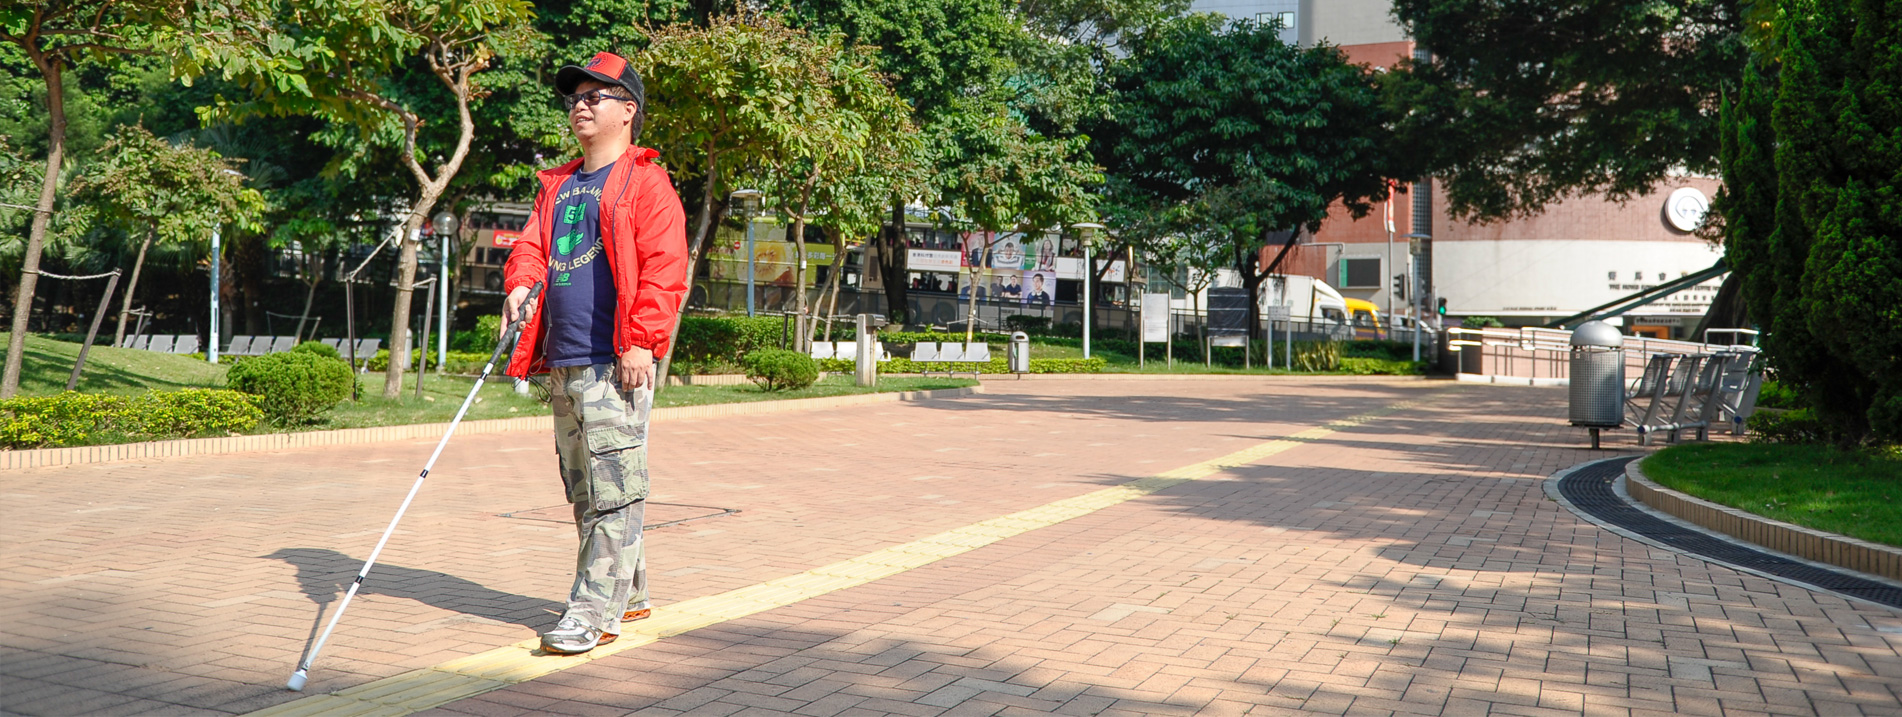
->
xmin=855 ymin=314 xmax=876 ymax=387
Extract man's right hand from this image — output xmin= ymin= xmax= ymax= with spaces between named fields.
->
xmin=502 ymin=286 xmax=535 ymax=338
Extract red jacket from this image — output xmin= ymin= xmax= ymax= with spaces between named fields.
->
xmin=503 ymin=146 xmax=689 ymax=378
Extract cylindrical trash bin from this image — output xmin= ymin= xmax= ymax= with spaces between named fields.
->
xmin=1009 ymin=331 xmax=1031 ymax=374
xmin=1568 ymin=320 xmax=1626 ymax=448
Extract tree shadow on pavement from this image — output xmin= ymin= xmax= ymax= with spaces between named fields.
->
xmin=918 ymin=381 xmax=1434 ymax=425
xmin=263 ymin=548 xmax=564 ymax=660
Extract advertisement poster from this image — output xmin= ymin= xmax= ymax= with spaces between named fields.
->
xmin=1022 ymin=270 xmax=1055 ymax=305
xmin=490 ymin=229 xmax=523 ymax=248
xmin=706 ymin=224 xmax=834 ymax=286
xmin=990 ymin=233 xmax=1025 ymax=269
xmin=989 ymin=269 xmax=1023 ymax=301
xmin=1027 ymin=236 xmax=1058 ymax=270
xmin=1141 ymin=293 xmax=1171 ymax=342
xmin=960 ymin=232 xmax=989 ymax=268
xmin=907 ymin=249 xmax=961 ymax=272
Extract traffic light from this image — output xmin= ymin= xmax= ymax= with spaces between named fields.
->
xmin=1391 ymin=274 xmax=1406 ymax=301
xmin=1436 ymin=297 xmax=1447 ymax=315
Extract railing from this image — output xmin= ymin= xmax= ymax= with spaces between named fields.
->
xmin=1446 ymin=326 xmax=1741 ymax=385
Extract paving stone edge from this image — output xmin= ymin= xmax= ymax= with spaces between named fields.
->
xmin=0 ymin=385 xmax=982 ymax=471
xmin=1625 ymin=458 xmax=1902 ymax=582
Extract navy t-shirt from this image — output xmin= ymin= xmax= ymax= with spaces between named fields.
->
xmin=543 ymin=162 xmax=617 ymax=368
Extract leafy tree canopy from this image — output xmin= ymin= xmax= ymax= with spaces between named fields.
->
xmin=1385 ymin=0 xmax=1747 ymax=221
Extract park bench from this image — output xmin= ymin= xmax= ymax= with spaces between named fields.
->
xmin=909 ymin=341 xmax=992 ymax=378
xmin=809 ymin=340 xmax=891 ymax=362
xmin=1626 ymin=350 xmax=1760 ymax=445
xmin=115 ymin=334 xmax=201 ymax=355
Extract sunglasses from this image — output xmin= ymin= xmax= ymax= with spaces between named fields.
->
xmin=561 ymin=89 xmax=635 ymax=111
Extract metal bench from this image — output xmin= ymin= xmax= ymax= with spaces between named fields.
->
xmin=265 ymin=336 xmax=297 ymax=354
xmin=171 ymin=335 xmax=200 ymax=355
xmin=1628 ymin=351 xmax=1758 ymax=445
xmin=911 ymin=341 xmax=990 ymax=378
xmin=146 ymin=335 xmax=175 ymax=354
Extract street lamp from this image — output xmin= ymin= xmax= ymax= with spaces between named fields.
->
xmin=730 ymin=189 xmax=765 ymax=317
xmin=209 ymin=168 xmax=245 ymax=364
xmin=431 ymin=210 xmax=458 ymax=373
xmin=1071 ymin=222 xmax=1106 ymax=359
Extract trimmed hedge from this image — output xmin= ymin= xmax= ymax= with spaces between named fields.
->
xmin=227 ymin=351 xmax=355 ymax=425
xmin=1339 ymin=357 xmax=1426 ymax=375
xmin=1748 ymin=408 xmax=1832 ymax=444
xmin=674 ymin=316 xmax=790 ymax=374
xmin=291 ymin=340 xmax=342 ymax=360
xmin=0 ymin=389 xmax=263 ymax=448
xmin=817 ymin=356 xmax=1106 ymax=374
xmin=743 ymin=349 xmax=820 ymax=391
xmin=366 ymin=349 xmax=493 ymax=374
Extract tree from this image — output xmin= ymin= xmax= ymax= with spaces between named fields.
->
xmin=638 ymin=15 xmax=836 ymax=278
xmin=1384 ymin=0 xmax=1746 ymax=222
xmin=923 ymin=101 xmax=1101 ymax=339
xmin=0 ymin=0 xmax=197 ymax=397
xmin=1101 ymin=16 xmax=1393 ymax=342
xmin=76 ymin=124 xmax=263 ymax=344
xmin=197 ymin=0 xmax=537 ymax=397
xmin=1719 ymin=0 xmax=1902 ymax=443
xmin=754 ymin=34 xmax=917 ymax=349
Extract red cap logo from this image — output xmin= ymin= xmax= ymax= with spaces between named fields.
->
xmin=585 ymin=52 xmax=628 ymax=79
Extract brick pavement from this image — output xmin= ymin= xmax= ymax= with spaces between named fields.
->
xmin=2 ymin=378 xmax=1899 ymax=716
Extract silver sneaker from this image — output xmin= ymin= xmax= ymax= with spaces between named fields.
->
xmin=540 ymin=616 xmax=604 ymax=655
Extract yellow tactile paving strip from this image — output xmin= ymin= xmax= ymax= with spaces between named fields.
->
xmin=245 ymin=400 xmax=1424 ymax=717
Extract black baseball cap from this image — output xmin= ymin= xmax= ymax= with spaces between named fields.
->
xmin=555 ymin=51 xmax=645 ymax=109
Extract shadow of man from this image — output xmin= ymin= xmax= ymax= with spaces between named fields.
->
xmin=263 ymin=548 xmax=565 ymax=661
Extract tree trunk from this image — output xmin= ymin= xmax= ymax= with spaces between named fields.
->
xmin=2 ymin=55 xmax=66 ymax=398
xmin=238 ymin=236 xmax=266 ymax=335
xmin=655 ymin=151 xmax=726 ymax=389
xmin=113 ymin=227 xmax=156 ymax=346
xmin=1690 ymin=272 xmax=1750 ymax=344
xmin=383 ymin=212 xmax=428 ymax=397
xmin=878 ymin=196 xmax=910 ymax=324
xmin=384 ymin=62 xmax=477 ymax=398
xmin=789 ymin=171 xmax=818 ymax=352
xmin=294 ymin=253 xmax=322 ymax=343
xmin=818 ymin=226 xmax=847 ymax=342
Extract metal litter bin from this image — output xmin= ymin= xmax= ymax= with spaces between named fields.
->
xmin=1568 ymin=321 xmax=1626 ymax=448
xmin=1009 ymin=332 xmax=1031 ymax=374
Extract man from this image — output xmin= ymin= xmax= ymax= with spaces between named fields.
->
xmin=500 ymin=51 xmax=688 ymax=655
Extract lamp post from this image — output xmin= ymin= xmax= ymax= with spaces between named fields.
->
xmin=730 ymin=189 xmax=764 ymax=317
xmin=209 ymin=224 xmax=222 ymax=364
xmin=1070 ymin=222 xmax=1106 ymax=359
xmin=431 ymin=211 xmax=458 ymax=373
xmin=1405 ymin=232 xmax=1430 ymax=362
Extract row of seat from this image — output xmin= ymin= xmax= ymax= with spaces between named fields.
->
xmin=808 ymin=341 xmax=892 ymax=362
xmin=117 ymin=334 xmax=201 ymax=354
xmin=316 ymin=338 xmax=383 ymax=358
xmin=910 ymin=341 xmax=993 ymax=363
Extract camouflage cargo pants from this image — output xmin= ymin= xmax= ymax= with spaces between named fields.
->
xmin=549 ymin=363 xmax=652 ymax=634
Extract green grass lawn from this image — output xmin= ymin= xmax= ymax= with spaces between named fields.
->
xmin=1643 ymin=443 xmax=1902 ymax=548
xmin=3 ymin=333 xmax=228 ymax=396
xmin=4 ymin=333 xmax=974 ymax=438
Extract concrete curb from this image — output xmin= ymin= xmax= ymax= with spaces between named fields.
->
xmin=1456 ymin=372 xmax=1567 ymax=387
xmin=1625 ymin=459 xmax=1902 ymax=583
xmin=0 ymin=384 xmax=983 ymax=471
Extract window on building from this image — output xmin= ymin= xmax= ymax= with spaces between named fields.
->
xmin=1339 ymin=257 xmax=1382 ymax=288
